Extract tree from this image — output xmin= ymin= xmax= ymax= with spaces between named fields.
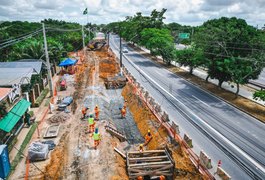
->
xmin=140 ymin=28 xmax=175 ymax=65
xmin=175 ymin=44 xmax=205 ymax=74
xmin=194 ymin=17 xmax=265 ymax=90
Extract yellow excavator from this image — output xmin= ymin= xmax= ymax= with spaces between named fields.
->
xmin=87 ymin=40 xmax=106 ymax=51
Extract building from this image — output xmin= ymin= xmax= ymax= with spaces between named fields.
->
xmin=0 ymin=88 xmax=30 ymax=150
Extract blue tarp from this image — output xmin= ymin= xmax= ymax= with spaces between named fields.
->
xmin=58 ymin=58 xmax=77 ymax=67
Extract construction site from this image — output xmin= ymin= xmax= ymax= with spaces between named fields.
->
xmin=9 ymin=39 xmax=205 ymax=180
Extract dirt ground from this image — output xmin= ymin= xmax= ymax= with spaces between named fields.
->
xmin=130 ymin=45 xmax=265 ymax=123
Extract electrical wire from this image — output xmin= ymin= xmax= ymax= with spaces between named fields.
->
xmin=0 ymin=28 xmax=42 ymax=46
xmin=0 ymin=29 xmax=42 ymax=49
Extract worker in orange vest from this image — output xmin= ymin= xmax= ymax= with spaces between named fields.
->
xmin=144 ymin=129 xmax=153 ymax=145
xmin=82 ymin=107 xmax=89 ymax=119
xmin=121 ymin=106 xmax=126 ymax=118
xmin=137 ymin=176 xmax=143 ymax=180
xmin=93 ymin=128 xmax=101 ymax=149
xmin=159 ymin=175 xmax=166 ymax=180
xmin=139 ymin=144 xmax=144 ymax=153
xmin=94 ymin=105 xmax=100 ymax=120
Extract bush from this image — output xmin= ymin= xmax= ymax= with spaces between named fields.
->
xmin=34 ymin=88 xmax=49 ymax=107
xmin=28 ymin=111 xmax=34 ymax=117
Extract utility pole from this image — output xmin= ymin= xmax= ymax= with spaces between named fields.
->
xmin=119 ymin=25 xmax=122 ymax=67
xmin=42 ymin=23 xmax=53 ymax=97
xmin=82 ymin=25 xmax=85 ymax=55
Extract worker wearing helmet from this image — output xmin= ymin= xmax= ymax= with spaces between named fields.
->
xmin=139 ymin=144 xmax=144 ymax=153
xmin=121 ymin=106 xmax=126 ymax=118
xmin=88 ymin=114 xmax=95 ymax=133
xmin=93 ymin=128 xmax=101 ymax=149
xmin=144 ymin=129 xmax=153 ymax=145
xmin=82 ymin=107 xmax=89 ymax=119
xmin=94 ymin=105 xmax=100 ymax=120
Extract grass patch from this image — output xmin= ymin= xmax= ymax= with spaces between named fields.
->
xmin=34 ymin=88 xmax=49 ymax=107
xmin=8 ymin=122 xmax=38 ymax=178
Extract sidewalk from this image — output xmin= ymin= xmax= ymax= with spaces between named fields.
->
xmin=9 ymin=75 xmax=60 ymax=162
xmin=137 ymin=45 xmax=265 ymax=107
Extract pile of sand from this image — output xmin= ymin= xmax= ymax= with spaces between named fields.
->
xmin=47 ymin=112 xmax=71 ymax=124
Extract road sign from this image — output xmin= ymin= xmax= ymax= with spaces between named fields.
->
xmin=178 ymin=33 xmax=190 ymax=39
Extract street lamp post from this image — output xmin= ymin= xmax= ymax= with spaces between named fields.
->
xmin=119 ymin=23 xmax=123 ymax=67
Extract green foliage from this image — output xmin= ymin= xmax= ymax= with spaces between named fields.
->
xmin=28 ymin=111 xmax=34 ymax=117
xmin=0 ymin=19 xmax=92 ymax=62
xmin=141 ymin=28 xmax=175 ymax=64
xmin=253 ymin=90 xmax=265 ymax=102
xmin=175 ymin=44 xmax=205 ymax=74
xmin=34 ymin=88 xmax=49 ymax=107
xmin=193 ymin=17 xmax=265 ymax=91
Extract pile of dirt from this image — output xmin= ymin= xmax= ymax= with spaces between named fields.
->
xmin=43 ymin=131 xmax=69 ymax=179
xmin=122 ymin=83 xmax=202 ymax=179
xmin=95 ymin=47 xmax=120 ymax=79
xmin=47 ymin=112 xmax=71 ymax=124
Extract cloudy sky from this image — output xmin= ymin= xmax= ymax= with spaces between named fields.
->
xmin=0 ymin=0 xmax=264 ymax=27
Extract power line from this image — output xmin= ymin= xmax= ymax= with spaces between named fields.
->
xmin=0 ymin=28 xmax=42 ymax=46
xmin=0 ymin=29 xmax=43 ymax=49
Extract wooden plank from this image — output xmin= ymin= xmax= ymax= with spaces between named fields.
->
xmin=128 ymin=161 xmax=172 ymax=167
xmin=128 ymin=164 xmax=173 ymax=171
xmin=128 ymin=150 xmax=165 ymax=155
xmin=128 ymin=155 xmax=168 ymax=161
xmin=105 ymin=126 xmax=127 ymax=141
xmin=130 ymin=172 xmax=172 ymax=179
xmin=114 ymin=147 xmax=126 ymax=159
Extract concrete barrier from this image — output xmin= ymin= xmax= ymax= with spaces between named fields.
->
xmin=161 ymin=112 xmax=169 ymax=122
xmin=216 ymin=167 xmax=231 ymax=180
xmin=171 ymin=122 xmax=180 ymax=134
xmin=183 ymin=134 xmax=193 ymax=148
xmin=155 ymin=104 xmax=162 ymax=113
xmin=199 ymin=151 xmax=212 ymax=169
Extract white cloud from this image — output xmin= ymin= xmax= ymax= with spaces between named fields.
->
xmin=0 ymin=0 xmax=264 ymax=27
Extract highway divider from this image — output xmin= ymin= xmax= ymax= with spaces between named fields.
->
xmin=199 ymin=151 xmax=213 ymax=169
xmin=183 ymin=134 xmax=193 ymax=148
xmin=217 ymin=167 xmax=231 ymax=180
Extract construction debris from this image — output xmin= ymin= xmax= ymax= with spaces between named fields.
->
xmin=104 ymin=75 xmax=127 ymax=89
xmin=126 ymin=148 xmax=175 ymax=179
xmin=47 ymin=112 xmax=71 ymax=124
xmin=43 ymin=124 xmax=60 ymax=138
xmin=105 ymin=124 xmax=127 ymax=142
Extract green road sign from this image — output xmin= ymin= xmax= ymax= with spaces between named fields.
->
xmin=179 ymin=33 xmax=190 ymax=39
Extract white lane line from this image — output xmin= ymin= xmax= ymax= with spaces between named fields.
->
xmin=192 ymin=95 xmax=210 ymax=107
xmin=119 ymin=48 xmax=265 ymax=174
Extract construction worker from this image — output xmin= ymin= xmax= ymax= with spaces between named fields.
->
xmin=159 ymin=175 xmax=166 ymax=180
xmin=93 ymin=128 xmax=101 ymax=149
xmin=88 ymin=114 xmax=95 ymax=133
xmin=144 ymin=129 xmax=153 ymax=145
xmin=137 ymin=176 xmax=143 ymax=180
xmin=94 ymin=105 xmax=100 ymax=120
xmin=139 ymin=144 xmax=144 ymax=153
xmin=82 ymin=107 xmax=89 ymax=119
xmin=123 ymin=100 xmax=127 ymax=109
xmin=121 ymin=106 xmax=126 ymax=118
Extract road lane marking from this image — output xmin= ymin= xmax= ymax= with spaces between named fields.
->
xmin=192 ymin=95 xmax=210 ymax=107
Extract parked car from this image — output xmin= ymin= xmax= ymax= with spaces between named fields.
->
xmin=122 ymin=47 xmax=129 ymax=53
xmin=58 ymin=96 xmax=73 ymax=111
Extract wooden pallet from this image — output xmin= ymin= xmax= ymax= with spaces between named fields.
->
xmin=127 ymin=147 xmax=175 ymax=179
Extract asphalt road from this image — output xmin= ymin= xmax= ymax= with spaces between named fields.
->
xmin=110 ymin=34 xmax=265 ymax=179
xmin=254 ymin=69 xmax=265 ymax=85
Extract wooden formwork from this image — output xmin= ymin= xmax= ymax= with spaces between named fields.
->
xmin=127 ymin=148 xmax=175 ymax=179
